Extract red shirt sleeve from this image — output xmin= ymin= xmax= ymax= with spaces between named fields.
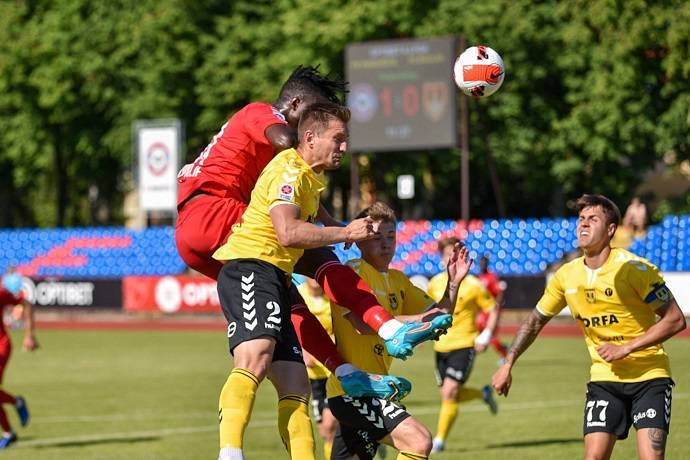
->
xmin=242 ymin=102 xmax=289 ymax=145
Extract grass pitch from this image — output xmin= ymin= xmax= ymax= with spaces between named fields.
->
xmin=2 ymin=327 xmax=688 ymax=459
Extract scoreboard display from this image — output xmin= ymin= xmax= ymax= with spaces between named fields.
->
xmin=346 ymin=37 xmax=457 ymax=152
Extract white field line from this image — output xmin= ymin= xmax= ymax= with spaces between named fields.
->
xmin=16 ymin=393 xmax=688 ymax=449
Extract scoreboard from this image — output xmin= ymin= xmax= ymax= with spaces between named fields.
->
xmin=346 ymin=37 xmax=457 ymax=152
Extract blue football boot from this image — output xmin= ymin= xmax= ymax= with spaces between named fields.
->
xmin=339 ymin=370 xmax=412 ymax=401
xmin=385 ymin=314 xmax=453 ymax=359
xmin=482 ymin=384 xmax=498 ymax=414
xmin=15 ymin=397 xmax=29 ymax=427
xmin=0 ymin=432 xmax=16 ymax=449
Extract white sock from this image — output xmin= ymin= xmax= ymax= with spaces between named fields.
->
xmin=377 ymin=319 xmax=406 ymax=340
xmin=219 ymin=447 xmax=244 ymax=460
xmin=334 ymin=363 xmax=357 ymax=378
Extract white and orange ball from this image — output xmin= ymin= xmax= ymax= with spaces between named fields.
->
xmin=454 ymin=45 xmax=505 ymax=97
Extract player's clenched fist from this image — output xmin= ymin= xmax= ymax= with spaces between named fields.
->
xmin=344 ymin=217 xmax=377 ymax=243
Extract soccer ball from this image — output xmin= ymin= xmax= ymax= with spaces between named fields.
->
xmin=454 ymin=45 xmax=505 ymax=97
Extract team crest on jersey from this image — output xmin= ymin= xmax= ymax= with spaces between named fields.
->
xmin=279 ymin=184 xmax=295 ymax=201
xmin=585 ymin=289 xmax=596 ymax=304
xmin=605 ymin=288 xmax=613 ymax=297
xmin=388 ymin=293 xmax=398 ymax=310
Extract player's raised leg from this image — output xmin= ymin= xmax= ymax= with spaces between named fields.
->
xmin=290 ymin=288 xmax=412 ymax=401
xmin=296 ymin=248 xmax=451 ymax=360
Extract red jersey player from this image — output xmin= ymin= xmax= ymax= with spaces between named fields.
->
xmin=0 ymin=273 xmax=37 ymax=449
xmin=175 ymin=66 xmax=451 ymax=379
xmin=476 ymin=255 xmax=508 ymax=360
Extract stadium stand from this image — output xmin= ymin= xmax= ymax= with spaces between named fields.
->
xmin=0 ymin=215 xmax=688 ymax=278
xmin=0 ymin=227 xmax=185 ymax=278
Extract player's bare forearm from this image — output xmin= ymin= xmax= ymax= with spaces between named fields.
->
xmin=437 ymin=281 xmax=461 ymax=313
xmin=317 ymin=204 xmax=343 ymax=228
xmin=485 ymin=307 xmax=500 ymax=335
xmin=437 ymin=243 xmax=472 ymax=312
xmin=22 ymin=300 xmax=38 ymax=351
xmin=505 ymin=309 xmax=550 ymax=366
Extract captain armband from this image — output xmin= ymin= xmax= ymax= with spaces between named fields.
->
xmin=643 ymin=283 xmax=673 ymax=304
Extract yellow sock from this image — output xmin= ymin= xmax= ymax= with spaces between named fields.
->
xmin=459 ymin=387 xmax=482 ymax=402
xmin=435 ymin=399 xmax=459 ymax=441
xmin=278 ymin=394 xmax=315 ymax=460
xmin=323 ymin=440 xmax=332 ymax=460
xmin=397 ymin=452 xmax=428 ymax=459
xmin=218 ymin=368 xmax=259 ymax=449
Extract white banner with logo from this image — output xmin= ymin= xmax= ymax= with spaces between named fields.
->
xmin=134 ymin=120 xmax=183 ymax=211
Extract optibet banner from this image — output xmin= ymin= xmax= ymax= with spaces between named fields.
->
xmin=123 ymin=276 xmax=220 ymax=314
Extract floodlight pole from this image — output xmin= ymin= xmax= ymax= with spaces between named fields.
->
xmin=459 ymin=36 xmax=470 ymax=223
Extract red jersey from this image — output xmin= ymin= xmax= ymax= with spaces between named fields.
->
xmin=479 ymin=271 xmax=502 ymax=299
xmin=177 ymin=102 xmax=288 ymax=208
xmin=0 ymin=287 xmax=23 ymax=336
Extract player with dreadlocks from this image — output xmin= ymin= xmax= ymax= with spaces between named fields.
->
xmin=176 ymin=66 xmax=452 ymax=459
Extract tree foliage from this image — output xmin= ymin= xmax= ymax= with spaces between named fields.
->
xmin=0 ymin=0 xmax=688 ymax=227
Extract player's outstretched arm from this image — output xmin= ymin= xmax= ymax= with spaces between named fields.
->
xmin=271 ymin=204 xmax=376 ymax=249
xmin=492 ymin=308 xmax=550 ymax=396
xmin=21 ymin=299 xmax=39 ymax=351
xmin=596 ymin=298 xmax=686 ymax=362
xmin=436 ymin=243 xmax=473 ymax=313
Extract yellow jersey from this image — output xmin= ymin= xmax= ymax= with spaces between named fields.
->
xmin=297 ymin=283 xmax=333 ymax=380
xmin=537 ymin=247 xmax=674 ymax=383
xmin=213 ymin=148 xmax=325 ymax=273
xmin=427 ymin=273 xmax=496 ymax=352
xmin=326 ymin=259 xmax=435 ymax=398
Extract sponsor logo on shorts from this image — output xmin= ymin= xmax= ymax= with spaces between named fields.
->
xmin=355 ymin=429 xmax=378 ymax=457
xmin=634 ymin=408 xmax=657 ymax=424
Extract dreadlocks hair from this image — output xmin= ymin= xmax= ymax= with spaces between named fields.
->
xmin=275 ymin=65 xmax=348 ymax=106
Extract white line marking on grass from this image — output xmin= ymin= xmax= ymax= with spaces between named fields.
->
xmin=20 ymin=392 xmax=688 ymax=448
xmin=15 ymin=421 xmax=275 ymax=449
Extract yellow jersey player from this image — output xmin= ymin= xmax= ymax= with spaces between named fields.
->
xmin=493 ymin=194 xmax=686 ymax=460
xmin=426 ymin=237 xmax=500 ymax=453
xmin=212 ymin=102 xmax=415 ymax=460
xmin=326 ymin=202 xmax=473 ymax=460
xmin=297 ymin=277 xmax=338 ymax=460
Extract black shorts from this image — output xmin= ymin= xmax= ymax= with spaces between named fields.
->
xmin=435 ymin=347 xmax=476 ymax=385
xmin=583 ymin=378 xmax=674 ymax=440
xmin=293 ymin=246 xmax=340 ymax=279
xmin=310 ymin=378 xmax=328 ymax=422
xmin=217 ymin=259 xmax=303 ymax=363
xmin=329 ymin=395 xmax=411 ymax=460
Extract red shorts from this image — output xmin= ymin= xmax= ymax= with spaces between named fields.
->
xmin=175 ymin=194 xmax=247 ymax=280
xmin=0 ymin=334 xmax=12 ymax=383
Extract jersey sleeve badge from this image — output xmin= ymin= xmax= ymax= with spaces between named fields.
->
xmin=279 ymin=184 xmax=295 ymax=202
